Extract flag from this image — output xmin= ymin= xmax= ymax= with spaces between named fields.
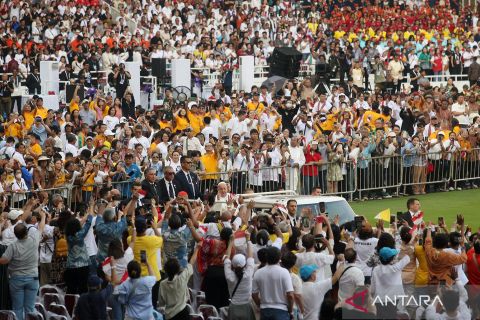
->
xmin=410 ymin=211 xmax=424 ymax=234
xmin=375 ymin=209 xmax=391 ymax=222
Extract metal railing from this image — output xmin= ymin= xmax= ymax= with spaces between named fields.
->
xmin=4 ymin=149 xmax=479 ymax=210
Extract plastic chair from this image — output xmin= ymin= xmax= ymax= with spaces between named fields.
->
xmin=397 ymin=311 xmax=410 ymax=320
xmin=64 ymin=294 xmax=79 ymax=316
xmin=189 ymin=315 xmax=204 ymax=320
xmin=49 ymin=316 xmax=67 ymax=320
xmin=43 ymin=293 xmax=61 ymax=308
xmin=186 ymin=304 xmax=194 ymax=314
xmin=0 ymin=310 xmax=17 ymax=320
xmin=195 ymin=295 xmax=206 ymax=308
xmin=47 ymin=303 xmax=69 ymax=318
xmin=39 ymin=285 xmax=62 ymax=298
xmin=26 ymin=312 xmax=44 ymax=320
xmin=207 ymin=317 xmax=222 ymax=320
xmin=35 ymin=303 xmax=48 ymax=320
xmin=197 ymin=305 xmax=219 ymax=319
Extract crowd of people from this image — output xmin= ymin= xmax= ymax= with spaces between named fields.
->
xmin=0 ymin=0 xmax=480 ymax=319
xmin=1 ymin=186 xmax=480 ymax=320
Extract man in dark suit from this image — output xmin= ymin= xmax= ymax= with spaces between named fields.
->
xmin=26 ymin=66 xmax=41 ymax=94
xmin=157 ymin=166 xmax=178 ymax=204
xmin=399 ymin=198 xmax=421 ymax=228
xmin=141 ymin=168 xmax=162 ymax=204
xmin=174 ymin=155 xmax=201 ymax=200
xmin=59 ymin=64 xmax=75 ymax=90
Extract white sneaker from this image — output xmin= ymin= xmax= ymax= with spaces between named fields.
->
xmin=457 ymin=187 xmax=462 ymax=191
xmin=449 ymin=187 xmax=454 ymax=191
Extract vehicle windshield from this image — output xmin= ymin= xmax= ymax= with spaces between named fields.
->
xmin=297 ymin=200 xmax=355 ymax=225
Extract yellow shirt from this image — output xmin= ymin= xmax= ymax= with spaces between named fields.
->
xmin=414 ymin=245 xmax=429 ymax=286
xmin=200 ymin=152 xmax=218 ymax=180
xmin=70 ymin=102 xmax=79 ymax=113
xmin=159 ymin=120 xmax=173 ymax=130
xmin=247 ymin=101 xmax=265 ymax=116
xmin=213 ymin=107 xmax=233 ymax=121
xmin=187 ymin=111 xmax=204 ymax=134
xmin=428 ymin=130 xmax=451 ymax=142
xmin=174 ymin=116 xmax=189 ymax=132
xmin=128 ymin=235 xmax=163 ymax=281
xmin=269 ymin=233 xmax=290 ymax=245
xmin=35 ymin=107 xmax=48 ymax=119
xmin=23 ymin=111 xmax=35 ymax=130
xmin=54 ymin=170 xmax=66 ymax=187
xmin=362 ymin=110 xmax=382 ymax=129
xmin=82 ymin=172 xmax=95 ymax=192
xmin=31 ymin=143 xmax=42 ymax=157
xmin=5 ymin=122 xmax=22 ymax=138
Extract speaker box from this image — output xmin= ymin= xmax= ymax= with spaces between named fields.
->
xmin=151 ymin=58 xmax=167 ymax=79
xmin=269 ymin=47 xmax=303 ymax=79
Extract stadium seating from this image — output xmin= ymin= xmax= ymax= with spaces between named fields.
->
xmin=0 ymin=310 xmax=16 ymax=320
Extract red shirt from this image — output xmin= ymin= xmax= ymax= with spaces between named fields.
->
xmin=466 ymin=248 xmax=480 ymax=286
xmin=302 ymin=149 xmax=322 ymax=176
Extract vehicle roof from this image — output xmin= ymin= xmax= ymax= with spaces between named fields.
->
xmin=249 ymin=195 xmax=348 ymax=205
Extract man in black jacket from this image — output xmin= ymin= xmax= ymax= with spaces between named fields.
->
xmin=26 ymin=67 xmax=41 ymax=94
xmin=141 ymin=168 xmax=162 ymax=204
xmin=59 ymin=64 xmax=75 ymax=91
xmin=158 ymin=166 xmax=178 ymax=204
xmin=399 ymin=198 xmax=421 ymax=228
xmin=174 ymin=155 xmax=201 ymax=200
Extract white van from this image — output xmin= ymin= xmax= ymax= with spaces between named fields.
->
xmin=241 ymin=191 xmax=356 ymax=226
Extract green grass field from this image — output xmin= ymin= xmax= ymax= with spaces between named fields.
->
xmin=349 ymin=189 xmax=480 ymax=227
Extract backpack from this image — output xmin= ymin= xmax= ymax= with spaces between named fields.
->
xmin=55 ymin=235 xmax=68 ymax=257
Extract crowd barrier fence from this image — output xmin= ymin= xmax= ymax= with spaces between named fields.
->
xmin=3 ymin=149 xmax=479 ymax=209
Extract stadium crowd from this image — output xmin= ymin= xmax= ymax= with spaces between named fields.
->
xmin=0 ymin=0 xmax=480 ymax=319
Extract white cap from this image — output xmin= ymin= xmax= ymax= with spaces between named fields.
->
xmin=388 ymin=132 xmax=397 ymax=138
xmin=104 ymin=130 xmax=115 ymax=136
xmin=8 ymin=210 xmax=23 ymax=220
xmin=232 ymin=254 xmax=247 ymax=268
xmin=120 ymin=117 xmax=128 ymax=124
xmin=188 ymin=101 xmax=198 ymax=109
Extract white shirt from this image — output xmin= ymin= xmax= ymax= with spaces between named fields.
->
xmin=233 ymin=153 xmax=249 ymax=171
xmin=128 ymin=136 xmax=150 ymax=157
xmin=252 ymin=237 xmax=283 ymax=264
xmin=84 ymin=216 xmax=98 ymax=257
xmin=295 ymin=250 xmax=335 ymax=281
xmin=371 ymin=255 xmax=410 ymax=304
xmin=353 ymin=237 xmax=379 ymax=276
xmin=338 ymin=263 xmax=365 ymax=303
xmin=451 ymin=102 xmax=469 ymax=125
xmin=428 ymin=139 xmax=443 ymax=160
xmin=181 ymin=136 xmax=204 ymax=156
xmin=103 ymin=115 xmax=120 ymax=131
xmin=224 ymin=256 xmax=255 ymax=304
xmin=252 ymin=264 xmax=294 ymax=311
xmin=102 ymin=247 xmax=134 ymax=283
xmin=39 ymin=225 xmax=55 ymax=263
xmin=65 ymin=143 xmax=79 ymax=157
xmin=444 ymin=247 xmax=468 ymax=286
xmin=302 ymin=279 xmax=332 ymax=320
xmin=443 ymin=140 xmax=460 ymax=160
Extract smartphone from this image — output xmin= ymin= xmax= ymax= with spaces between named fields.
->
xmin=390 ymin=215 xmax=396 ymax=224
xmin=354 ymin=216 xmax=364 ymax=231
xmin=319 ymin=202 xmax=326 ymax=214
xmin=438 ymin=217 xmax=444 ymax=226
xmin=301 ymin=217 xmax=311 ymax=229
xmin=140 ymin=250 xmax=147 ymax=263
xmin=396 ymin=212 xmax=404 ymax=224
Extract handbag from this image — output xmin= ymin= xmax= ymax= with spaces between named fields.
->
xmin=427 ymin=162 xmax=434 ymax=174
